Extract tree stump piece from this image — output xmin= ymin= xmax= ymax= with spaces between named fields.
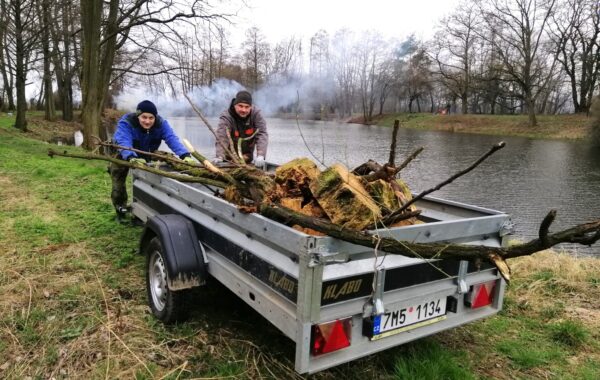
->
xmin=310 ymin=163 xmax=381 ymax=230
xmin=274 ymin=158 xmax=321 ymax=197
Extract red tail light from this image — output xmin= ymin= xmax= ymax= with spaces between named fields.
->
xmin=465 ymin=281 xmax=496 ymax=309
xmin=311 ymin=318 xmax=352 ymax=356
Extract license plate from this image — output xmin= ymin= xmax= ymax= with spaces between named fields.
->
xmin=370 ymin=297 xmax=447 ymax=340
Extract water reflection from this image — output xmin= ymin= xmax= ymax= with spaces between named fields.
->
xmin=167 ymin=116 xmax=600 ymax=254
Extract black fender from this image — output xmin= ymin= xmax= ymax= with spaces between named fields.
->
xmin=140 ymin=214 xmax=207 ymax=290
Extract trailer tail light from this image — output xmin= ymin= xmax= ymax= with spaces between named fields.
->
xmin=465 ymin=280 xmax=496 ymax=309
xmin=311 ymin=318 xmax=352 ymax=356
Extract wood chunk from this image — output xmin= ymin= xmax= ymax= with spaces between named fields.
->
xmin=310 ymin=163 xmax=381 ymax=230
xmin=275 ymin=158 xmax=320 ymax=197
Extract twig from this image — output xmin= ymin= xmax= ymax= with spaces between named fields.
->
xmin=294 ymin=90 xmax=326 ymax=167
xmin=48 ymin=149 xmax=229 ymax=188
xmin=95 ymin=139 xmax=200 ymax=168
xmin=381 ymin=142 xmax=506 ymax=225
xmin=182 ymin=92 xmax=244 ymax=164
xmin=365 ymin=209 xmax=422 ymax=230
xmin=394 ymin=146 xmax=424 ymax=175
xmin=183 ymin=139 xmax=240 ymax=188
xmin=539 ymin=209 xmax=556 ymax=246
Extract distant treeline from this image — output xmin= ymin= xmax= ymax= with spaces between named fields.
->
xmin=1 ymin=0 xmax=598 ymax=141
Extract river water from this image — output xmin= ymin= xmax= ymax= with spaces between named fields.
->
xmin=169 ymin=117 xmax=600 ymax=255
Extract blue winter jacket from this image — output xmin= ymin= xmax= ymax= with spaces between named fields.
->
xmin=113 ymin=113 xmax=189 ymax=161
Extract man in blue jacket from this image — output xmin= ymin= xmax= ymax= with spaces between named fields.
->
xmin=110 ymin=100 xmax=194 ymax=221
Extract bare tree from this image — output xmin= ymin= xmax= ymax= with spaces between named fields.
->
xmin=308 ymin=30 xmax=334 ymax=116
xmin=0 ymin=0 xmax=16 ymax=111
xmin=38 ymin=0 xmax=55 ymax=121
xmin=50 ymin=0 xmax=79 ymax=122
xmin=6 ymin=0 xmax=40 ymax=131
xmin=356 ymin=31 xmax=386 ymax=122
xmin=270 ymin=36 xmax=303 ymax=82
xmin=376 ymin=55 xmax=395 ymax=116
xmin=241 ymin=26 xmax=270 ymax=90
xmin=79 ymin=0 xmax=223 ymax=150
xmin=549 ymin=0 xmax=600 ymax=113
xmin=432 ymin=1 xmax=481 ymax=114
xmin=479 ymin=0 xmax=558 ymax=126
xmin=330 ymin=29 xmax=359 ymax=117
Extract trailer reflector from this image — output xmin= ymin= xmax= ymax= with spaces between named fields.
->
xmin=465 ymin=281 xmax=496 ymax=309
xmin=311 ymin=318 xmax=352 ymax=356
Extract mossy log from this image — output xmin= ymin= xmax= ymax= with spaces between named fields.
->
xmin=309 ymin=163 xmax=382 ymax=230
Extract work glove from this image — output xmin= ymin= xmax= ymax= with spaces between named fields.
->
xmin=129 ymin=157 xmax=146 ymax=165
xmin=254 ymin=155 xmax=266 ymax=169
xmin=182 ymin=156 xmax=196 ymax=164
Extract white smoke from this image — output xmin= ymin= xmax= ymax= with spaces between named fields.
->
xmin=114 ymin=75 xmax=336 ymax=118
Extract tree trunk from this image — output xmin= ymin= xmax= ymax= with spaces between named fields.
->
xmin=51 ymin=0 xmax=74 ymax=121
xmin=461 ymin=93 xmax=468 ymax=114
xmin=525 ymin=93 xmax=537 ymax=127
xmin=80 ymin=0 xmax=118 ymax=149
xmin=80 ymin=0 xmax=102 ymax=148
xmin=41 ymin=0 xmax=55 ymax=121
xmin=13 ymin=0 xmax=28 ymax=132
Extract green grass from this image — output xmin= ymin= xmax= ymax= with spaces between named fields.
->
xmin=1 ymin=112 xmax=599 ymax=379
xmin=549 ymin=320 xmax=589 ymax=348
xmin=372 ymin=112 xmax=590 ymax=140
xmin=393 ymin=340 xmax=476 ymax=380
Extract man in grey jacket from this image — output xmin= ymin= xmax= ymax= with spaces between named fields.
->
xmin=215 ymin=90 xmax=268 ymax=166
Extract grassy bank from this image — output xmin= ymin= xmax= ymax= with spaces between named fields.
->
xmin=1 ymin=114 xmax=599 ymax=379
xmin=370 ymin=113 xmax=592 ymax=140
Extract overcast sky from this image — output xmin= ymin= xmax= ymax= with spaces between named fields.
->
xmin=230 ymin=0 xmax=462 ymax=45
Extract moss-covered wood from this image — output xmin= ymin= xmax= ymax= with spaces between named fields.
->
xmin=310 ymin=163 xmax=381 ymax=230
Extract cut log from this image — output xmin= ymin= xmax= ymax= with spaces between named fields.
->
xmin=367 ymin=179 xmax=400 ymax=211
xmin=274 ymin=158 xmax=321 ymax=198
xmin=280 ymin=197 xmax=326 ymax=236
xmin=310 ymin=163 xmax=381 ymax=230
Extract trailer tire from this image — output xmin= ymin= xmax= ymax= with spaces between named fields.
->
xmin=145 ymin=237 xmax=190 ymax=323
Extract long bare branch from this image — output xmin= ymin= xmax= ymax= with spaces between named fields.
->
xmin=381 ymin=142 xmax=505 ymax=225
xmin=182 ymin=92 xmax=244 ymax=165
xmin=260 ymin=204 xmax=600 ymax=263
xmin=48 ymin=149 xmax=228 ymax=188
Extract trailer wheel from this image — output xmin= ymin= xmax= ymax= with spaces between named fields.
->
xmin=145 ymin=237 xmax=190 ymax=323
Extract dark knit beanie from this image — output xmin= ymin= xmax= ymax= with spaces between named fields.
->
xmin=233 ymin=91 xmax=252 ymax=106
xmin=136 ymin=100 xmax=158 ymax=116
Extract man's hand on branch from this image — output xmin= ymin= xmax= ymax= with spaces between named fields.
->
xmin=254 ymin=155 xmax=266 ymax=169
xmin=129 ymin=157 xmax=146 ymax=165
xmin=182 ymin=156 xmax=196 ymax=164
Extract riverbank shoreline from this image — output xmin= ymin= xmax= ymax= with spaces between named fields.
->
xmin=350 ymin=113 xmax=593 ymax=141
xmin=2 ymin=111 xmax=594 ymax=144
